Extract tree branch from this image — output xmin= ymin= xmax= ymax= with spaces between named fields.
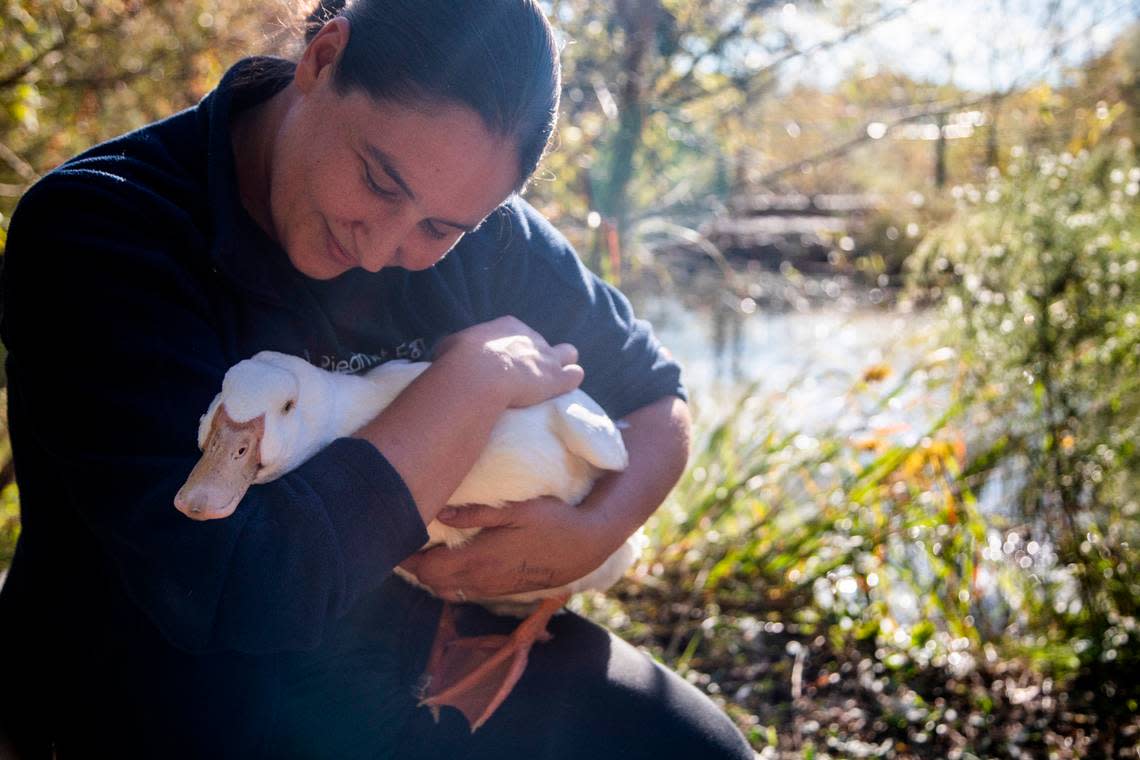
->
xmin=0 ymin=142 xmax=37 ymax=184
xmin=0 ymin=0 xmax=161 ymax=92
xmin=661 ymin=0 xmax=925 ymax=108
xmin=0 ymin=30 xmax=73 ymax=91
xmin=655 ymin=0 xmax=784 ymax=105
xmin=0 ymin=182 xmax=29 ymax=197
xmin=753 ymin=0 xmax=1136 ymax=186
xmin=753 ymin=94 xmax=997 ymax=186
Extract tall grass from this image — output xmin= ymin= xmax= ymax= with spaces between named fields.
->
xmin=625 ymin=339 xmax=990 ymax=667
xmin=909 ymin=139 xmax=1140 ymax=703
xmin=589 ymin=141 xmax=1140 ymax=741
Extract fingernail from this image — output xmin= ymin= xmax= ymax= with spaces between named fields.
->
xmin=438 ymin=507 xmax=457 ymax=520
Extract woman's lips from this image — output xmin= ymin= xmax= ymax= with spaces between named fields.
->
xmin=325 ymin=223 xmax=357 ymax=268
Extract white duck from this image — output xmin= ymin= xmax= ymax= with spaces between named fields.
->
xmin=174 ymin=350 xmax=639 ymax=730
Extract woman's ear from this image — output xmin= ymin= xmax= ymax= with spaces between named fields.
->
xmin=295 ymin=16 xmax=350 ymax=94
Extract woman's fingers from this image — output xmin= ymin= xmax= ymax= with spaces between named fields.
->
xmin=558 ymin=363 xmax=585 ymax=394
xmin=551 ymin=342 xmax=579 ymax=367
xmin=435 ymin=504 xmax=511 ymax=529
xmin=434 ymin=317 xmax=585 ymax=407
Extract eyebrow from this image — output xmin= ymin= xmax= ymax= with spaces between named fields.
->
xmin=363 ymin=143 xmax=481 ymax=233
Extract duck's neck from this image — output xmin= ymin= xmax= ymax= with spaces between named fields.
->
xmin=317 ymin=361 xmax=432 ymax=440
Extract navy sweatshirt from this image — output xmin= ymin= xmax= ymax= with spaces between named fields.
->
xmin=0 ymin=58 xmax=683 ymax=752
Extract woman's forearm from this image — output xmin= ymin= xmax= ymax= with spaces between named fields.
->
xmin=351 ymin=317 xmax=584 ymax=528
xmin=577 ymin=395 xmax=692 ymax=559
xmin=351 ymin=352 xmax=512 ymax=528
xmin=396 ymin=393 xmax=692 ymax=599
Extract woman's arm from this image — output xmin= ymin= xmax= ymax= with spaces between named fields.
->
xmin=398 ymin=394 xmax=691 ymax=599
xmin=1 ymin=178 xmax=571 ymax=655
xmin=396 ymin=198 xmax=691 ymax=598
xmin=351 ymin=316 xmax=584 ymax=528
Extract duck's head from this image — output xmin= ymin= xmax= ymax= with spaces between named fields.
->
xmin=175 ymin=355 xmax=312 ymax=521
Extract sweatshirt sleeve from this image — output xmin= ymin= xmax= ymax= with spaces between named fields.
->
xmin=481 ymin=197 xmax=686 ymax=420
xmin=0 ymin=173 xmax=428 ymax=655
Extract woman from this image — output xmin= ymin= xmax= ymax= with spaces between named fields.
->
xmin=0 ymin=1 xmax=752 ymax=757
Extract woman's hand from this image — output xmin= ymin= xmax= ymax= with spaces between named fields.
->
xmin=398 ymin=496 xmax=617 ymax=601
xmin=434 ymin=315 xmax=584 ymax=409
xmin=396 ymin=396 xmax=690 ymax=602
xmin=354 ymin=315 xmax=585 ymax=528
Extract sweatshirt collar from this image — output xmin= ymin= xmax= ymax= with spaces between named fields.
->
xmin=200 ymin=56 xmax=303 ymax=306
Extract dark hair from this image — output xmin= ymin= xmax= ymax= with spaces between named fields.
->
xmin=304 ymin=0 xmax=560 ymax=189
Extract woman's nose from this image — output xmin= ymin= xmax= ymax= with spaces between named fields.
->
xmin=355 ymin=217 xmax=411 ymax=273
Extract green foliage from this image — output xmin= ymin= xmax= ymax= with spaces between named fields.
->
xmin=0 ymin=482 xmax=17 ymax=569
xmin=0 ymin=0 xmax=282 ymax=248
xmin=910 ymin=140 xmax=1140 ymax=641
xmin=606 ymin=138 xmax=1140 ymax=746
xmin=636 ymin=338 xmax=988 ymax=668
xmin=0 ymin=389 xmax=14 ymax=567
xmin=532 ymin=1 xmax=795 ymax=242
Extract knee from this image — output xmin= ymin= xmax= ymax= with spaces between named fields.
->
xmin=512 ymin=613 xmax=754 ymax=758
xmin=614 ymin=655 xmax=754 ymax=759
xmin=573 ymin=633 xmax=753 ymax=759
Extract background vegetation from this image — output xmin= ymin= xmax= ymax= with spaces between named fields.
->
xmin=3 ymin=1 xmax=1138 ymax=757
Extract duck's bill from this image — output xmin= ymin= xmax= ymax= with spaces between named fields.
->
xmin=174 ymin=408 xmax=264 ymax=521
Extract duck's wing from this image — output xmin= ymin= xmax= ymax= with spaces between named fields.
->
xmin=548 ymin=390 xmax=629 ymax=472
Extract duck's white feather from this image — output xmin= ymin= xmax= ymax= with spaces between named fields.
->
xmin=205 ymin=351 xmax=639 ymax=611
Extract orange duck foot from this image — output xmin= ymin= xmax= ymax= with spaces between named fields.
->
xmin=418 ymin=595 xmax=567 ymax=732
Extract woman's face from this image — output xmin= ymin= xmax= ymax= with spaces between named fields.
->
xmin=266 ymin=21 xmax=522 ymax=280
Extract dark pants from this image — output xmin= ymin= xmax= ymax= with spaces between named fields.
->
xmin=264 ymin=578 xmax=753 ymax=759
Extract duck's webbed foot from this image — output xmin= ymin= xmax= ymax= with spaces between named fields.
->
xmin=418 ymin=595 xmax=567 ymax=732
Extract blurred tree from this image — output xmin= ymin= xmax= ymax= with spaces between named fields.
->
xmin=735 ymin=8 xmax=1137 ymax=194
xmin=532 ymin=0 xmax=953 ymax=281
xmin=0 ymin=0 xmax=284 ymax=251
xmin=536 ymin=0 xmax=845 ymax=274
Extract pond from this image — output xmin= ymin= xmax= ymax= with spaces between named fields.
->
xmin=627 ymin=274 xmax=1061 ymax=639
xmin=626 ymin=274 xmax=939 ymax=439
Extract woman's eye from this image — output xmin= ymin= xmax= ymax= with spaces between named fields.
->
xmin=421 ymin=221 xmax=448 ymax=241
xmin=363 ymin=165 xmax=399 ymax=199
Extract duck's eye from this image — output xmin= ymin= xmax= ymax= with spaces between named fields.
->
xmin=236 ymin=446 xmax=248 ymax=458
xmin=282 ymin=400 xmax=295 ymax=414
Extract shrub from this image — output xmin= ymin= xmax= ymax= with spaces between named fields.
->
xmin=909 ymin=139 xmax=1140 ymax=683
